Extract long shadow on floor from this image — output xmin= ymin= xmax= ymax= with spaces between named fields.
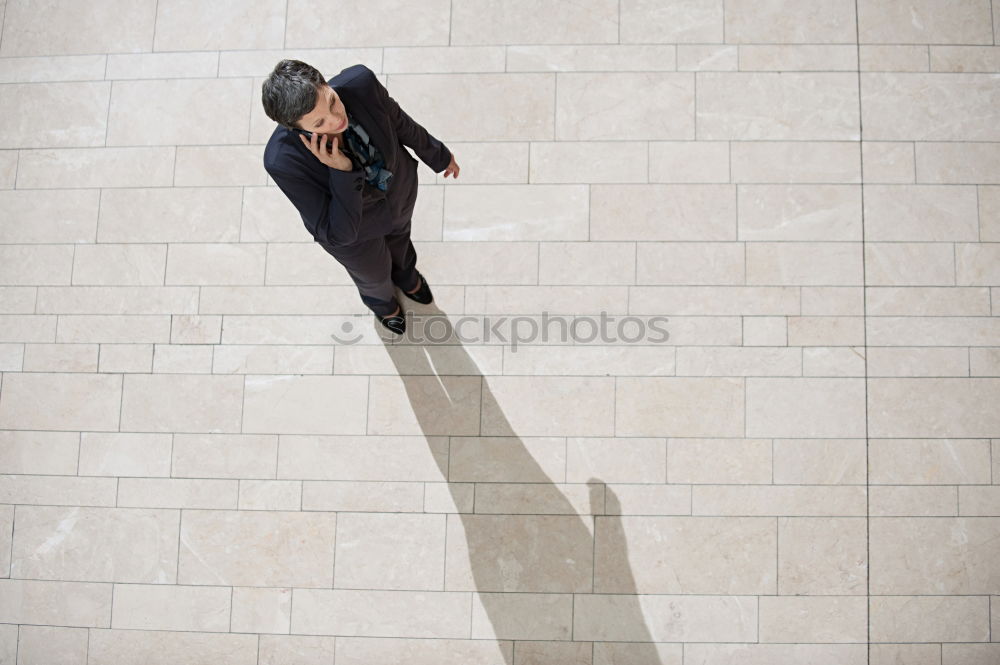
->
xmin=376 ymin=301 xmax=665 ymax=664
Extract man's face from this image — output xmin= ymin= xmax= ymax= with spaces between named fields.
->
xmin=296 ymin=84 xmax=347 ymax=134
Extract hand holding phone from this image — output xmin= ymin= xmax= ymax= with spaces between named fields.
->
xmin=297 ymin=130 xmax=353 ymax=171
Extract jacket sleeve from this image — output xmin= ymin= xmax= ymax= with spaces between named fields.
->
xmin=266 ymin=162 xmax=368 ymax=245
xmin=368 ymin=67 xmax=452 ymax=174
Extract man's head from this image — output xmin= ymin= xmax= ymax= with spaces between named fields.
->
xmin=261 ymin=59 xmax=348 ymax=133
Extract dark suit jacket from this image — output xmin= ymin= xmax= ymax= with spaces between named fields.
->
xmin=263 ymin=64 xmax=452 ymax=247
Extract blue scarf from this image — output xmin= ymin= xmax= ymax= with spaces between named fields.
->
xmin=341 ymin=110 xmax=393 ymax=193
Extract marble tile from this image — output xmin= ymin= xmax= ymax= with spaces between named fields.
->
xmin=286 ymin=0 xmax=450 ymax=47
xmin=870 ymin=485 xmax=959 ymax=517
xmin=697 ymin=73 xmax=859 ymax=140
xmin=557 ymin=72 xmax=695 ymax=140
xmin=759 ymin=596 xmax=866 ymax=643
xmin=738 ymin=185 xmax=862 ymax=241
xmin=675 ymin=347 xmax=800 ymax=376
xmin=232 ymin=587 xmax=292 ymax=634
xmin=868 ymin=378 xmax=1000 ymax=437
xmin=866 ymin=286 xmax=990 ymax=316
xmin=0 ymin=372 xmax=122 ymax=431
xmin=956 ymin=242 xmax=1000 ymax=285
xmin=592 ymin=184 xmax=736 ymax=241
xmin=507 ymin=44 xmax=678 ymax=72
xmin=858 ymin=0 xmax=994 ymax=44
xmin=0 ymin=189 xmax=99 ymax=243
xmin=384 ymin=46 xmax=505 ymax=73
xmin=179 ymin=509 xmax=336 ymax=587
xmin=871 ymin=595 xmax=989 ymax=642
xmin=444 ymin=184 xmax=588 ymax=241
xmin=0 ymin=0 xmax=156 ymax=56
xmin=15 ymin=146 xmax=175 ymax=189
xmin=725 ymin=0 xmax=857 ymax=44
xmin=688 ymin=644 xmax=866 ymax=665
xmin=153 ymin=0 xmax=285 ymax=51
xmin=595 ymin=516 xmax=776 ymax=593
xmin=860 ymin=45 xmax=930 ymax=72
xmin=574 ymin=594 xmax=756 ymax=642
xmin=745 ymin=242 xmax=863 ymax=286
xmin=0 ymin=82 xmax=109 ymax=149
xmin=863 ymin=184 xmax=979 ymax=241
xmin=678 ymin=44 xmax=739 ymax=71
xmin=739 ymin=45 xmax=859 ymax=71
xmin=332 ymin=636 xmax=504 ymax=665
xmin=470 ymin=592 xmax=573 ymax=640
xmin=0 ymin=54 xmax=106 ymax=83
xmin=10 ymin=505 xmax=178 ymax=582
xmin=865 ymin=242 xmax=955 ymax=285
xmin=636 ymin=242 xmax=744 ymax=285
xmin=747 ymin=378 xmax=866 ymax=438
xmin=106 ymin=51 xmax=218 ymax=79
xmin=0 ymin=474 xmax=116 ymax=506
xmin=694 ymin=485 xmax=867 ymax=516
xmin=731 ymin=142 xmax=860 ymax=184
xmin=861 ymin=73 xmax=1000 ymax=141
xmin=566 ymin=437 xmax=665 ymax=484
xmin=619 ymin=0 xmax=724 ymax=43
xmin=244 ymin=375 xmax=368 ymax=435
xmin=386 ymin=73 xmax=553 ymax=141
xmin=481 ymin=376 xmax=613 ymax=436
xmin=111 ymin=583 xmax=231 ymax=631
xmin=87 ymin=629 xmax=258 ymax=664
xmin=530 ymin=141 xmax=648 ymax=183
xmin=871 ymin=517 xmax=1000 ymax=594
xmin=121 ymin=374 xmax=243 ymax=433
xmin=292 ymin=588 xmax=470 ymax=637
xmin=106 ymin=78 xmax=252 ymax=146
xmin=0 ymin=578 xmax=110 ymax=626
xmin=778 ymin=517 xmax=868 ymax=594
xmin=616 ymin=377 xmax=744 ymax=437
xmin=916 ymin=142 xmax=1000 ymax=183
xmin=445 ymin=514 xmax=592 ymax=592
xmin=538 ymin=241 xmax=634 ymax=285
xmin=174 ymin=145 xmax=270 ymax=187
xmin=649 ymin=140 xmax=729 ymax=183
xmin=0 ymin=430 xmax=79 ymax=475
xmin=334 ymin=513 xmax=445 ymax=590
xmin=862 ymin=141 xmax=916 ymax=183
xmin=72 ymin=243 xmax=166 ymax=285
xmin=452 ymin=0 xmax=617 ymax=45
xmin=14 ymin=625 xmax=89 ymax=665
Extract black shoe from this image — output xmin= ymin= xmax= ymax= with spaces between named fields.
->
xmin=376 ymin=311 xmax=405 ymax=334
xmin=401 ymin=270 xmax=433 ymax=304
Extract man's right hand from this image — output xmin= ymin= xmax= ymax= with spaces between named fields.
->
xmin=299 ymin=132 xmax=353 ymax=171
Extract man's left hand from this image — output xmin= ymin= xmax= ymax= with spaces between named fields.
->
xmin=442 ymin=153 xmax=460 ymax=179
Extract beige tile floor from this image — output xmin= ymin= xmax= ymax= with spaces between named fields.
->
xmin=0 ymin=0 xmax=999 ymax=663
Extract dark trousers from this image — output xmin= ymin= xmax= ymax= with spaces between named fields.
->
xmin=317 ymin=176 xmax=420 ymax=317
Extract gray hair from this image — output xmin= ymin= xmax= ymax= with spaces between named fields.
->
xmin=261 ymin=59 xmax=328 ymax=130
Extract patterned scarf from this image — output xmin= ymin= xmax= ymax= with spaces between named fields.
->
xmin=341 ymin=110 xmax=393 ymax=193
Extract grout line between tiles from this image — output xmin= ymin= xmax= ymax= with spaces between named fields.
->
xmin=617 ymin=0 xmax=621 ymax=44
xmin=283 ymin=0 xmax=289 ymax=50
xmin=151 ymin=0 xmax=159 ymax=51
xmin=852 ymin=4 xmax=873 ymax=661
xmin=0 ymin=0 xmax=7 ymax=52
xmin=993 ymin=0 xmax=998 ymax=45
